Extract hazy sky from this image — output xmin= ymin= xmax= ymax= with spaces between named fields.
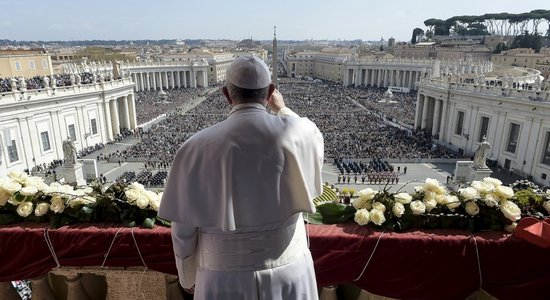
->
xmin=1 ymin=0 xmax=548 ymax=41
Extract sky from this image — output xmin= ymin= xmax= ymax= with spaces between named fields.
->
xmin=1 ymin=0 xmax=549 ymax=42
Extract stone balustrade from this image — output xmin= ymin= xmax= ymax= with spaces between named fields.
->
xmin=0 ymin=77 xmax=135 ymax=103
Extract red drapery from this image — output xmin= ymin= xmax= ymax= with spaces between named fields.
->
xmin=1 ymin=222 xmax=549 ymax=300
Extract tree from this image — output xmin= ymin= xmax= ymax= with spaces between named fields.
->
xmin=411 ymin=28 xmax=424 ymax=44
xmin=511 ymin=31 xmax=542 ymax=52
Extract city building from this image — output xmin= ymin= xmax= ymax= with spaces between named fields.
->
xmin=0 ymin=76 xmax=136 ymax=176
xmin=491 ymin=47 xmax=550 ymax=69
xmin=286 ymin=48 xmax=492 ymax=90
xmin=0 ymin=49 xmax=54 ymax=78
xmin=415 ymin=75 xmax=550 ymax=185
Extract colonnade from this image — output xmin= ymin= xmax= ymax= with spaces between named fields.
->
xmin=102 ymin=94 xmax=137 ymax=139
xmin=346 ymin=68 xmax=422 ymax=89
xmin=414 ymin=94 xmax=448 ymax=140
xmin=130 ymin=69 xmax=208 ymax=92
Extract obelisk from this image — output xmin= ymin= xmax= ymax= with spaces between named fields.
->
xmin=272 ymin=26 xmax=278 ymax=87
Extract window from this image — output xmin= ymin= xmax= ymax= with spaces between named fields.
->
xmin=29 ymin=60 xmax=36 ymax=70
xmin=506 ymin=123 xmax=521 ymax=153
xmin=7 ymin=139 xmax=19 ymax=163
xmin=68 ymin=124 xmax=77 ymax=142
xmin=40 ymin=131 xmax=51 ymax=151
xmin=42 ymin=59 xmax=48 ymax=69
xmin=455 ymin=111 xmax=465 ymax=135
xmin=478 ymin=117 xmax=490 ymax=142
xmin=542 ymin=132 xmax=550 ymax=165
xmin=91 ymin=119 xmax=98 ymax=135
xmin=15 ymin=61 xmax=21 ymax=71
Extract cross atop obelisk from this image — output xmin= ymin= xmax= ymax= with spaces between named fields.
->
xmin=272 ymin=26 xmax=278 ymax=87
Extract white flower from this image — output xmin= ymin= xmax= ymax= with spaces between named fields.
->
xmin=82 ymin=187 xmax=93 ymax=194
xmin=410 ymin=200 xmax=426 ymax=215
xmin=424 ymin=191 xmax=436 ymax=202
xmin=24 ymin=176 xmax=46 ymax=188
xmin=50 ymin=196 xmax=65 ymax=213
xmin=543 ymin=200 xmax=550 ymax=214
xmin=482 ymin=193 xmax=499 ymax=207
xmin=58 ymin=184 xmax=74 ymax=194
xmin=500 ymin=200 xmax=521 ymax=222
xmin=351 ymin=196 xmax=371 ymax=210
xmin=434 ymin=185 xmax=447 ymax=196
xmin=394 ymin=193 xmax=412 ymax=204
xmin=459 ymin=187 xmax=479 ymax=200
xmin=504 ymin=222 xmax=517 ymax=233
xmin=435 ymin=194 xmax=447 ymax=205
xmin=135 ymin=194 xmax=150 ymax=209
xmin=445 ymin=195 xmax=461 ymax=211
xmin=392 ymin=202 xmax=405 ymax=218
xmin=34 ymin=202 xmax=50 ymax=217
xmin=0 ymin=188 xmax=10 ymax=206
xmin=68 ymin=196 xmax=96 ymax=208
xmin=150 ymin=195 xmax=161 ymax=212
xmin=8 ymin=171 xmax=29 ymax=184
xmin=20 ymin=186 xmax=39 ymax=196
xmin=371 ymin=202 xmax=386 ymax=213
xmin=424 ymin=178 xmax=441 ymax=192
xmin=130 ymin=182 xmax=145 ymax=191
xmin=483 ymin=177 xmax=502 ymax=188
xmin=16 ymin=201 xmax=34 ymax=217
xmin=2 ymin=180 xmax=22 ymax=194
xmin=423 ymin=198 xmax=438 ymax=212
xmin=369 ymin=209 xmax=386 ymax=226
xmin=125 ymin=189 xmax=140 ymax=204
xmin=465 ymin=201 xmax=480 ymax=216
xmin=495 ymin=186 xmax=514 ymax=200
xmin=357 ymin=188 xmax=377 ymax=200
xmin=354 ymin=209 xmax=370 ymax=226
xmin=471 ymin=181 xmax=493 ymax=194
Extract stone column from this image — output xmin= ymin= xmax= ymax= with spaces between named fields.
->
xmin=128 ymin=94 xmax=138 ymax=128
xmin=145 ymin=73 xmax=150 ymax=91
xmin=175 ymin=71 xmax=181 ymax=88
xmin=183 ymin=71 xmax=188 ymax=88
xmin=421 ymin=96 xmax=430 ymax=129
xmin=440 ymin=101 xmax=449 ymax=141
xmin=203 ymin=70 xmax=208 ymax=87
xmin=414 ymin=94 xmax=423 ymax=129
xmin=139 ymin=73 xmax=144 ymax=92
xmin=191 ymin=70 xmax=196 ymax=88
xmin=163 ymin=71 xmax=169 ymax=89
xmin=103 ymin=101 xmax=113 ymax=140
xmin=152 ymin=72 xmax=157 ymax=90
xmin=110 ymin=99 xmax=120 ymax=135
xmin=354 ymin=68 xmax=361 ymax=87
xmin=122 ymin=96 xmax=131 ymax=129
xmin=170 ymin=71 xmax=175 ymax=89
xmin=432 ymin=99 xmax=442 ymax=137
xmin=389 ymin=70 xmax=394 ymax=86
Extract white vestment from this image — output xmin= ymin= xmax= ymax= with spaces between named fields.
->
xmin=159 ymin=103 xmax=324 ymax=299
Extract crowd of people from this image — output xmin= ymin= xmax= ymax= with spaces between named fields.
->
xmin=116 ymin=79 xmax=463 ymax=170
xmin=116 ymin=170 xmax=168 ymax=187
xmin=133 ymin=87 xmax=208 ymax=124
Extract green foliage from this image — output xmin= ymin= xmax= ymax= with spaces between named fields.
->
xmin=316 ymin=202 xmax=356 ymax=224
xmin=511 ymin=31 xmax=543 ymax=52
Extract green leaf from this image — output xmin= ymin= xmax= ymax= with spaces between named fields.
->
xmin=142 ymin=218 xmax=155 ymax=229
xmin=0 ymin=213 xmax=20 ymax=225
xmin=317 ymin=202 xmax=356 ymax=224
xmin=303 ymin=212 xmax=324 ymax=224
xmin=156 ymin=216 xmax=172 ymax=227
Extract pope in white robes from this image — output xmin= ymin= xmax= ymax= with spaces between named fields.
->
xmin=159 ymin=56 xmax=324 ymax=300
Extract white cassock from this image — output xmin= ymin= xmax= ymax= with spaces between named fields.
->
xmin=159 ymin=103 xmax=324 ymax=300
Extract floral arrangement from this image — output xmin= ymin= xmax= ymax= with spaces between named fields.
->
xmin=306 ymin=177 xmax=550 ymax=232
xmin=0 ymin=171 xmax=166 ymax=228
